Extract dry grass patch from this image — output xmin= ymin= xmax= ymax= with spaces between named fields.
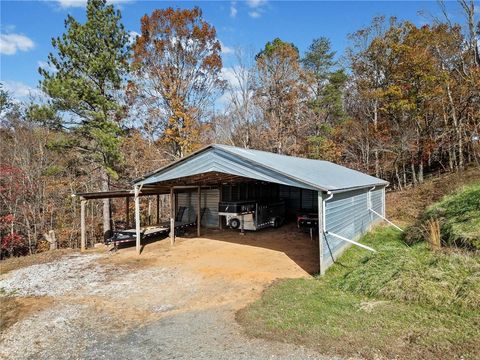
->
xmin=0 ymin=249 xmax=75 ymax=275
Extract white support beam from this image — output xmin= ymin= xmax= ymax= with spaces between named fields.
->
xmin=325 ymin=231 xmax=377 ymax=252
xmin=80 ymin=200 xmax=86 ymax=252
xmin=135 ymin=185 xmax=141 ymax=255
xmin=369 ymin=208 xmax=404 ymax=232
xmin=169 ymin=187 xmax=175 ymax=245
xmin=317 ymin=191 xmax=325 ymax=276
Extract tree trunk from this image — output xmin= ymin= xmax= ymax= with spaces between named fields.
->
xmin=395 ymin=163 xmax=402 ymax=190
xmin=418 ymin=161 xmax=424 ymax=184
xmin=411 ymin=162 xmax=418 ymax=187
xmin=373 ymin=99 xmax=380 ymax=177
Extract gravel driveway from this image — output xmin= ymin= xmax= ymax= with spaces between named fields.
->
xmin=0 ymin=231 xmax=331 ymax=359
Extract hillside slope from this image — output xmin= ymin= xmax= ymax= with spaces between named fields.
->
xmin=238 ymin=168 xmax=480 ymax=360
xmin=387 ymin=167 xmax=480 ymax=225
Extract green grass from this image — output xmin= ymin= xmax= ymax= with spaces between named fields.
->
xmin=405 ymin=182 xmax=480 ymax=250
xmin=237 ymin=226 xmax=480 ymax=359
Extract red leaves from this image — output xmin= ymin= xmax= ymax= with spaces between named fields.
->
xmin=0 ymin=214 xmax=26 ymax=257
xmin=1 ymin=233 xmax=24 ymax=250
xmin=0 ymin=165 xmax=35 ymax=202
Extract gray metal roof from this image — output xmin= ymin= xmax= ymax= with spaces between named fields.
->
xmin=135 ymin=144 xmax=388 ymax=192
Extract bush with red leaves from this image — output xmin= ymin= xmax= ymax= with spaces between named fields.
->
xmin=0 ymin=214 xmax=29 ymax=259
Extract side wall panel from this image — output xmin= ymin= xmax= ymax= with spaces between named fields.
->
xmin=322 ymin=186 xmax=385 ymax=268
xmin=177 ymin=189 xmax=220 ymax=228
xmin=201 ymin=189 xmax=220 ymax=228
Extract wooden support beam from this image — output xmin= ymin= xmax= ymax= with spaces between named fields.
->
xmin=125 ymin=196 xmax=130 ymax=227
xmin=219 ymin=185 xmax=223 ymax=230
xmin=169 ymin=187 xmax=175 ymax=245
xmin=135 ymin=186 xmax=141 ymax=255
xmin=80 ymin=200 xmax=86 ymax=252
xmin=197 ymin=186 xmax=201 ymax=237
xmin=156 ymin=194 xmax=160 ymax=225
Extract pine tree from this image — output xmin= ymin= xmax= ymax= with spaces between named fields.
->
xmin=38 ymin=0 xmax=130 ymax=239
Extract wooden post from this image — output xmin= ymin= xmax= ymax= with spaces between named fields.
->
xmin=156 ymin=194 xmax=160 ymax=225
xmin=135 ymin=186 xmax=141 ymax=255
xmin=197 ymin=186 xmax=201 ymax=237
xmin=81 ymin=200 xmax=86 ymax=252
xmin=318 ymin=191 xmax=325 ymax=276
xmin=125 ymin=196 xmax=130 ymax=227
xmin=147 ymin=197 xmax=152 ymax=225
xmin=169 ymin=187 xmax=175 ymax=245
xmin=219 ymin=185 xmax=223 ymax=229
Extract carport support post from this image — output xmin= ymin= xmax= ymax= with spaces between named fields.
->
xmin=317 ymin=192 xmax=325 ymax=276
xmin=125 ymin=197 xmax=130 ymax=227
xmin=80 ymin=199 xmax=86 ymax=252
xmin=219 ymin=185 xmax=223 ymax=230
xmin=156 ymin=194 xmax=160 ymax=225
xmin=197 ymin=186 xmax=201 ymax=237
xmin=135 ymin=185 xmax=141 ymax=255
xmin=169 ymin=187 xmax=175 ymax=245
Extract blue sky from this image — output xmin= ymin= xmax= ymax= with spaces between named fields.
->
xmin=0 ymin=0 xmax=470 ymax=102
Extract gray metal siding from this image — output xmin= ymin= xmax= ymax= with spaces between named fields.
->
xmin=177 ymin=192 xmax=196 ymax=223
xmin=322 ymin=186 xmax=385 ymax=268
xmin=371 ymin=188 xmax=384 ymax=215
xmin=279 ymin=185 xmax=318 ymax=215
xmin=201 ymin=189 xmax=220 ymax=228
xmin=177 ymin=189 xmax=220 ymax=228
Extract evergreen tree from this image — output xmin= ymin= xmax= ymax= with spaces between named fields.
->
xmin=39 ymin=0 xmax=130 ymax=238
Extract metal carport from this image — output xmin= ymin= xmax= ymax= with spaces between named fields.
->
xmin=125 ymin=144 xmax=389 ymax=274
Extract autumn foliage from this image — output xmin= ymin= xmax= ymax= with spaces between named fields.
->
xmin=0 ymin=2 xmax=479 ymax=258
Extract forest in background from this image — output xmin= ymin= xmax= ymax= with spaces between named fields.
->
xmin=0 ymin=0 xmax=479 ymax=258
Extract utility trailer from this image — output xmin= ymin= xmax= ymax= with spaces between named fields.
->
xmin=218 ymin=200 xmax=285 ymax=231
xmin=105 ymin=206 xmax=204 ymax=250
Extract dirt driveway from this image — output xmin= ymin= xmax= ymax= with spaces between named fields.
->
xmin=0 ymin=225 xmax=331 ymax=359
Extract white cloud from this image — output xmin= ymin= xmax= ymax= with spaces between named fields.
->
xmin=219 ymin=67 xmax=253 ymax=108
xmin=246 ymin=0 xmax=267 ymax=18
xmin=221 ymin=67 xmax=238 ymax=87
xmin=246 ymin=0 xmax=267 ymax=8
xmin=37 ymin=60 xmax=57 ymax=73
xmin=55 ymin=0 xmax=133 ymax=8
xmin=230 ymin=1 xmax=237 ymax=18
xmin=221 ymin=66 xmax=250 ymax=89
xmin=129 ymin=31 xmax=140 ymax=44
xmin=0 ymin=33 xmax=35 ymax=55
xmin=2 ymin=80 xmax=45 ymax=101
xmin=220 ymin=41 xmax=234 ymax=55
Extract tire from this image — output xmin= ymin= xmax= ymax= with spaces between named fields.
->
xmin=229 ymin=218 xmax=241 ymax=229
xmin=273 ymin=218 xmax=280 ymax=228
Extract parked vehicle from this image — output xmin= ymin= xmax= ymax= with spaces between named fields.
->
xmin=297 ymin=212 xmax=318 ymax=231
xmin=218 ymin=200 xmax=285 ymax=231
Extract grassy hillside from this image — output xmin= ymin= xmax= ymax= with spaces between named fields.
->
xmin=238 ymin=227 xmax=480 ymax=359
xmin=238 ymin=171 xmax=480 ymax=359
xmin=405 ymin=183 xmax=480 ymax=250
xmin=386 ymin=167 xmax=480 ymax=225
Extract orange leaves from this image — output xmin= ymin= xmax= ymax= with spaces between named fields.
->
xmin=130 ymin=7 xmax=223 ymax=159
